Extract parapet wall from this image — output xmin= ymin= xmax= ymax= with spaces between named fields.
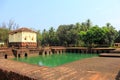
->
xmin=0 ymin=59 xmax=37 ymax=80
xmin=0 ymin=47 xmax=116 ymax=59
xmin=0 ymin=59 xmax=54 ymax=80
xmin=116 ymin=71 xmax=120 ymax=80
xmin=0 ymin=69 xmax=35 ymax=80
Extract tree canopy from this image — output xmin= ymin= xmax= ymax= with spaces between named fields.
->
xmin=0 ymin=19 xmax=119 ymax=47
xmin=40 ymin=19 xmax=118 ymax=47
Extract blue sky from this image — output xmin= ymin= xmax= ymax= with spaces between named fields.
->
xmin=0 ymin=0 xmax=120 ymax=31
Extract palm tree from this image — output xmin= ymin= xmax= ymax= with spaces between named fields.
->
xmin=86 ymin=19 xmax=91 ymax=29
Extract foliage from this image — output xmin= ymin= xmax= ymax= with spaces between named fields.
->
xmin=0 ymin=28 xmax=9 ymax=45
xmin=115 ymin=30 xmax=120 ymax=43
xmin=57 ymin=24 xmax=79 ymax=46
xmin=79 ymin=26 xmax=105 ymax=47
xmin=0 ymin=19 xmax=119 ymax=47
xmin=41 ymin=29 xmax=49 ymax=46
xmin=47 ymin=27 xmax=58 ymax=46
xmin=102 ymin=23 xmax=118 ymax=46
xmin=0 ymin=20 xmax=19 ymax=46
xmin=37 ymin=30 xmax=42 ymax=46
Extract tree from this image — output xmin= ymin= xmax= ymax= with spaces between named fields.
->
xmin=8 ymin=19 xmax=19 ymax=30
xmin=102 ymin=23 xmax=118 ymax=46
xmin=115 ymin=30 xmax=120 ymax=43
xmin=48 ymin=27 xmax=58 ymax=46
xmin=57 ymin=25 xmax=68 ymax=46
xmin=75 ymin=22 xmax=81 ymax=32
xmin=86 ymin=19 xmax=92 ymax=29
xmin=41 ymin=29 xmax=49 ymax=46
xmin=80 ymin=19 xmax=92 ymax=31
xmin=39 ymin=20 xmax=119 ymax=47
xmin=79 ymin=26 xmax=105 ymax=48
xmin=0 ymin=20 xmax=20 ymax=46
xmin=0 ymin=28 xmax=9 ymax=46
xmin=37 ymin=30 xmax=42 ymax=47
xmin=57 ymin=24 xmax=79 ymax=46
xmin=79 ymin=31 xmax=86 ymax=46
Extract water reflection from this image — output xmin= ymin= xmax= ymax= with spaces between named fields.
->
xmin=38 ymin=62 xmax=43 ymax=66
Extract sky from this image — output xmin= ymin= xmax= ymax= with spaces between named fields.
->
xmin=0 ymin=0 xmax=120 ymax=31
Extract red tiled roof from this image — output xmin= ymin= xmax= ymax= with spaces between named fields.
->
xmin=9 ymin=27 xmax=36 ymax=34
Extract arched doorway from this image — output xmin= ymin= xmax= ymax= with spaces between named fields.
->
xmin=18 ymin=54 xmax=21 ymax=58
xmin=4 ymin=54 xmax=7 ymax=59
xmin=25 ymin=53 xmax=28 ymax=57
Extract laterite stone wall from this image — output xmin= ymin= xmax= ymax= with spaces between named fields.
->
xmin=0 ymin=69 xmax=35 ymax=80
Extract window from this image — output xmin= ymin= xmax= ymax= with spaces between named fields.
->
xmin=32 ymin=37 xmax=34 ymax=40
xmin=24 ymin=36 xmax=27 ymax=40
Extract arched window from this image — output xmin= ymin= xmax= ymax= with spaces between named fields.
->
xmin=32 ymin=37 xmax=34 ymax=41
xmin=24 ymin=36 xmax=27 ymax=40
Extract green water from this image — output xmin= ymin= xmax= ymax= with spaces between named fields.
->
xmin=12 ymin=53 xmax=98 ymax=67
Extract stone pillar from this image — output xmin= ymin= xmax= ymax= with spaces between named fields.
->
xmin=57 ymin=51 xmax=59 ymax=54
xmin=63 ymin=50 xmax=65 ymax=53
xmin=18 ymin=54 xmax=21 ymax=58
xmin=47 ymin=51 xmax=49 ymax=55
xmin=81 ymin=50 xmax=84 ymax=53
xmin=49 ymin=51 xmax=52 ymax=55
xmin=42 ymin=51 xmax=45 ymax=56
xmin=60 ymin=50 xmax=62 ymax=54
xmin=93 ymin=50 xmax=96 ymax=53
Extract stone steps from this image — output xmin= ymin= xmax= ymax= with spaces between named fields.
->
xmin=1 ymin=57 xmax=120 ymax=80
xmin=54 ymin=67 xmax=78 ymax=80
xmin=39 ymin=68 xmax=61 ymax=79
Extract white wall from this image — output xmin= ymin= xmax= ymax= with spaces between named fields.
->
xmin=0 ymin=42 xmax=4 ymax=45
xmin=9 ymin=32 xmax=22 ymax=42
xmin=21 ymin=32 xmax=36 ymax=42
xmin=9 ymin=32 xmax=36 ymax=43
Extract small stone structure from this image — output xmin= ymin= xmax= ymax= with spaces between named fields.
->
xmin=51 ymin=46 xmax=66 ymax=54
xmin=114 ymin=43 xmax=120 ymax=48
xmin=0 ymin=47 xmax=13 ymax=59
xmin=6 ymin=28 xmax=38 ymax=58
xmin=9 ymin=28 xmax=37 ymax=48
xmin=12 ymin=48 xmax=29 ymax=58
